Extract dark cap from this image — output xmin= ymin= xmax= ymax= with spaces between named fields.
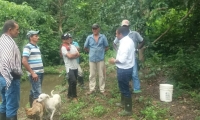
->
xmin=92 ymin=23 xmax=99 ymax=29
xmin=27 ymin=30 xmax=40 ymax=39
xmin=61 ymin=33 xmax=71 ymax=40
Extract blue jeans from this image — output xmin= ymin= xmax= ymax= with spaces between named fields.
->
xmin=0 ymin=76 xmax=20 ymax=117
xmin=29 ymin=73 xmax=43 ymax=99
xmin=132 ymin=58 xmax=141 ymax=91
xmin=117 ymin=67 xmax=133 ymax=97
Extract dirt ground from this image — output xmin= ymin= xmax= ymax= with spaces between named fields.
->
xmin=17 ymin=70 xmax=200 ymax=120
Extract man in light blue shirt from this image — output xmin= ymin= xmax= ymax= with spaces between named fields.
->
xmin=84 ymin=23 xmax=109 ymax=95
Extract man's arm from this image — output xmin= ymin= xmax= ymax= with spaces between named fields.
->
xmin=138 ymin=40 xmax=145 ymax=49
xmin=22 ymin=57 xmax=38 ymax=81
xmin=65 ymin=52 xmax=80 ymax=59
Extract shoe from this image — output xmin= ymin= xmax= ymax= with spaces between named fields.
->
xmin=85 ymin=91 xmax=94 ymax=95
xmin=100 ymin=91 xmax=107 ymax=96
xmin=72 ymin=98 xmax=78 ymax=103
xmin=133 ymin=90 xmax=142 ymax=94
xmin=118 ymin=110 xmax=132 ymax=116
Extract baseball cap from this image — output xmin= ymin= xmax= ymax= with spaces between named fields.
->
xmin=61 ymin=33 xmax=71 ymax=40
xmin=121 ymin=19 xmax=130 ymax=26
xmin=92 ymin=23 xmax=99 ymax=29
xmin=27 ymin=30 xmax=40 ymax=39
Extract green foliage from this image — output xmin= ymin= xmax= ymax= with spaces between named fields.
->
xmin=44 ymin=66 xmax=60 ymax=74
xmin=141 ymin=105 xmax=169 ymax=120
xmin=90 ymin=104 xmax=107 ymax=117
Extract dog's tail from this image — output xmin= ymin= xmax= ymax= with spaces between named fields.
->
xmin=51 ymin=90 xmax=54 ymax=96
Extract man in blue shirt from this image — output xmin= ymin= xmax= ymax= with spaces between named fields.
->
xmin=84 ymin=23 xmax=109 ymax=95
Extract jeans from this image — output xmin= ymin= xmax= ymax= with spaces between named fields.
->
xmin=117 ymin=67 xmax=133 ymax=97
xmin=132 ymin=58 xmax=141 ymax=91
xmin=67 ymin=69 xmax=78 ymax=98
xmin=0 ymin=76 xmax=20 ymax=118
xmin=29 ymin=73 xmax=43 ymax=99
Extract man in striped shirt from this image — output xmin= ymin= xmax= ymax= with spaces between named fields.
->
xmin=22 ymin=30 xmax=44 ymax=108
xmin=0 ymin=20 xmax=22 ymax=120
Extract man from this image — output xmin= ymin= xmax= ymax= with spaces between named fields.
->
xmin=61 ymin=33 xmax=79 ymax=102
xmin=109 ymin=26 xmax=135 ymax=116
xmin=0 ymin=20 xmax=22 ymax=120
xmin=22 ymin=30 xmax=44 ymax=107
xmin=68 ymin=34 xmax=85 ymax=88
xmin=84 ymin=23 xmax=109 ymax=95
xmin=113 ymin=19 xmax=145 ymax=93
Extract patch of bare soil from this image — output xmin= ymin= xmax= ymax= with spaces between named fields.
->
xmin=17 ymin=70 xmax=200 ymax=120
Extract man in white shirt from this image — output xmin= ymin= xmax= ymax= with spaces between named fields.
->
xmin=109 ymin=26 xmax=135 ymax=116
xmin=113 ymin=20 xmax=145 ymax=93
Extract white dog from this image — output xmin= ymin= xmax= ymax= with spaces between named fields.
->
xmin=37 ymin=90 xmax=61 ymax=120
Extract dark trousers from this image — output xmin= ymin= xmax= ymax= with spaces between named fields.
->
xmin=67 ymin=69 xmax=78 ymax=98
xmin=117 ymin=67 xmax=133 ymax=97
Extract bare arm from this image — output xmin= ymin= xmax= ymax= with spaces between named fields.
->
xmin=84 ymin=48 xmax=89 ymax=52
xmin=22 ymin=57 xmax=38 ymax=81
xmin=105 ymin=46 xmax=109 ymax=51
xmin=66 ymin=52 xmax=80 ymax=59
xmin=138 ymin=40 xmax=145 ymax=49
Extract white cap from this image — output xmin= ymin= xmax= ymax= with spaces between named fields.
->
xmin=121 ymin=19 xmax=130 ymax=26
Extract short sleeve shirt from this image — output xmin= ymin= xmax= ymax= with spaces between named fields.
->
xmin=84 ymin=34 xmax=109 ymax=62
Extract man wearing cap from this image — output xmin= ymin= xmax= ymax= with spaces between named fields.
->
xmin=68 ymin=34 xmax=85 ymax=88
xmin=113 ymin=19 xmax=145 ymax=94
xmin=84 ymin=23 xmax=109 ymax=95
xmin=0 ymin=20 xmax=22 ymax=120
xmin=22 ymin=30 xmax=44 ymax=107
xmin=61 ymin=33 xmax=79 ymax=102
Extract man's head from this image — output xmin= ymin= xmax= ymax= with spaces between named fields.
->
xmin=116 ymin=26 xmax=130 ymax=40
xmin=92 ymin=23 xmax=100 ymax=35
xmin=2 ymin=20 xmax=19 ymax=38
xmin=61 ymin=33 xmax=71 ymax=44
xmin=121 ymin=19 xmax=130 ymax=27
xmin=27 ymin=30 xmax=40 ymax=43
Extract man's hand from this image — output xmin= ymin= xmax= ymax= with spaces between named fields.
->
xmin=31 ymin=72 xmax=38 ymax=81
xmin=108 ymin=58 xmax=116 ymax=64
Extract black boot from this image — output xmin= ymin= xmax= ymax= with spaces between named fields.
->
xmin=29 ymin=95 xmax=34 ymax=107
xmin=118 ymin=97 xmax=132 ymax=116
xmin=116 ymin=93 xmax=125 ymax=107
xmin=6 ymin=115 xmax=17 ymax=120
xmin=0 ymin=112 xmax=6 ymax=120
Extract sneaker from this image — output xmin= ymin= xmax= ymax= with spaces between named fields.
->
xmin=133 ymin=90 xmax=142 ymax=94
xmin=85 ymin=91 xmax=94 ymax=95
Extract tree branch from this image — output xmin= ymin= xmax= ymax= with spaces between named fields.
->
xmin=152 ymin=3 xmax=196 ymax=44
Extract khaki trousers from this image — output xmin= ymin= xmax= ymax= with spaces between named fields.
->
xmin=89 ymin=61 xmax=105 ymax=92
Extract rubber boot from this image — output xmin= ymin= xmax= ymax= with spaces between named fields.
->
xmin=116 ymin=93 xmax=125 ymax=108
xmin=6 ymin=115 xmax=17 ymax=120
xmin=118 ymin=97 xmax=132 ymax=116
xmin=0 ymin=112 xmax=6 ymax=120
xmin=29 ymin=95 xmax=34 ymax=107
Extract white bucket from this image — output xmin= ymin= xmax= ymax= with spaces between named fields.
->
xmin=159 ymin=84 xmax=173 ymax=102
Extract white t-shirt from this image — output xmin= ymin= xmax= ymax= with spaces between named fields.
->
xmin=61 ymin=45 xmax=78 ymax=73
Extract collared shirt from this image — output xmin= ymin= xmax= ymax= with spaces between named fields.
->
xmin=84 ymin=34 xmax=108 ymax=62
xmin=22 ymin=43 xmax=44 ymax=75
xmin=116 ymin=36 xmax=135 ymax=69
xmin=113 ymin=30 xmax=143 ymax=50
xmin=62 ymin=44 xmax=78 ymax=73
xmin=0 ymin=34 xmax=22 ymax=88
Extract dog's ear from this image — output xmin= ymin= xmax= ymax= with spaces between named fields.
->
xmin=46 ymin=94 xmax=50 ymax=98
